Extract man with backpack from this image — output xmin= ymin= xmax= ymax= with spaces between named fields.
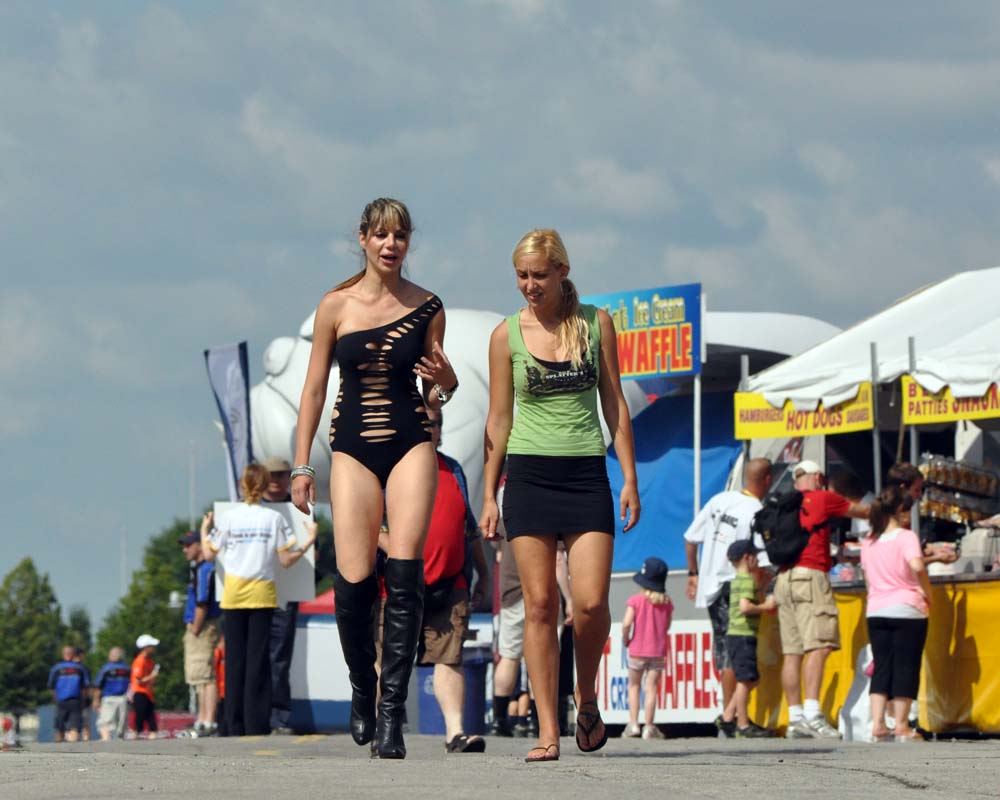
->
xmin=767 ymin=460 xmax=869 ymax=739
xmin=684 ymin=458 xmax=773 ymax=737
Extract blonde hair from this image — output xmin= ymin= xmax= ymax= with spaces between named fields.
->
xmin=511 ymin=228 xmax=588 ymax=369
xmin=241 ymin=463 xmax=269 ymax=505
xmin=643 ymin=589 xmax=668 ymax=605
xmin=334 ymin=198 xmax=414 ymax=291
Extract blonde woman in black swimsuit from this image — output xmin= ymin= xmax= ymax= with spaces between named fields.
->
xmin=291 ymin=198 xmax=458 ymax=759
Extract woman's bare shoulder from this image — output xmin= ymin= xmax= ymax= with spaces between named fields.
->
xmin=401 ymin=280 xmax=440 ymax=307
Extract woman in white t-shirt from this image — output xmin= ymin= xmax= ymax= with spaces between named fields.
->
xmin=860 ymin=485 xmax=932 ymax=743
xmin=201 ymin=463 xmax=316 ymax=736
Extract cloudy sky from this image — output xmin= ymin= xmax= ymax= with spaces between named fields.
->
xmin=5 ymin=1 xmax=1000 ymax=625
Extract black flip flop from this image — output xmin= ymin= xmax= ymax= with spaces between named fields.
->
xmin=445 ymin=733 xmax=487 ymax=753
xmin=575 ymin=701 xmax=608 ymax=753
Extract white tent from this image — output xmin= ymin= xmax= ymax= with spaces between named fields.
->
xmin=747 ymin=266 xmax=1000 ymax=408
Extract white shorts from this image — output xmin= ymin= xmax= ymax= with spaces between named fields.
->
xmin=498 ymin=598 xmax=525 ymax=660
xmin=98 ymin=695 xmax=129 ymax=738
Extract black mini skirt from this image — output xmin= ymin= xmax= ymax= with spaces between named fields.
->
xmin=502 ymin=454 xmax=615 ymax=539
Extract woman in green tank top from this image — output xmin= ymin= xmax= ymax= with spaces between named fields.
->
xmin=479 ymin=228 xmax=640 ymax=762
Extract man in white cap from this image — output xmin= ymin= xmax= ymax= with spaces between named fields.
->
xmin=774 ymin=460 xmax=868 ymax=739
xmin=684 ymin=457 xmax=773 ymax=738
xmin=260 ymin=456 xmax=298 ymax=734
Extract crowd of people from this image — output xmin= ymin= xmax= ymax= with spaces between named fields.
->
xmin=681 ymin=457 xmax=957 ymax=742
xmin=43 ymin=196 xmax=952 ymax=754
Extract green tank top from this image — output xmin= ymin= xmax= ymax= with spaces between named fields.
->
xmin=505 ymin=304 xmax=607 ymax=457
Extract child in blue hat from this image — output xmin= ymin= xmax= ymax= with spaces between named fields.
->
xmin=620 ymin=556 xmax=673 ymax=739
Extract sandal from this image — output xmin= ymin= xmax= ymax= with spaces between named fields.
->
xmin=575 ymin=700 xmax=608 ymax=753
xmin=445 ymin=733 xmax=486 ymax=753
xmin=524 ymin=743 xmax=560 ymax=763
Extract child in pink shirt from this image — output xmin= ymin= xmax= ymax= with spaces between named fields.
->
xmin=621 ymin=557 xmax=673 ymax=740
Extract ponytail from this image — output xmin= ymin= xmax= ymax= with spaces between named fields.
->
xmin=557 ymin=278 xmax=589 ymax=370
xmin=868 ymin=485 xmax=913 ymax=538
xmin=241 ymin=463 xmax=268 ymax=505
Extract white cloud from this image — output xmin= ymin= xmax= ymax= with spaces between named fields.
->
xmin=983 ymin=157 xmax=1000 ymax=185
xmin=557 ymin=158 xmax=677 ymax=216
xmin=798 ymin=142 xmax=856 ymax=186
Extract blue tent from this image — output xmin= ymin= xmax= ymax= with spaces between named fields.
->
xmin=608 ymin=392 xmax=740 ymax=572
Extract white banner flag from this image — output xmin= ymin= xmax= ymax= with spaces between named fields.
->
xmin=204 ymin=342 xmax=253 ymax=501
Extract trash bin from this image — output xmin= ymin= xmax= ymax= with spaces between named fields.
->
xmin=417 ymin=644 xmax=490 ymax=735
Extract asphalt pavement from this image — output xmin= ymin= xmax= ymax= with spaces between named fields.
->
xmin=4 ymin=733 xmax=999 ymax=799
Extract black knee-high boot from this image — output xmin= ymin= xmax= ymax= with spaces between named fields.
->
xmin=333 ymin=572 xmax=379 ymax=746
xmin=373 ymin=558 xmax=424 ymax=759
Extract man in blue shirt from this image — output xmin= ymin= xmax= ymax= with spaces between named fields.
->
xmin=48 ymin=645 xmax=90 ymax=742
xmin=95 ymin=646 xmax=131 ymax=741
xmin=179 ymin=530 xmax=222 ymax=736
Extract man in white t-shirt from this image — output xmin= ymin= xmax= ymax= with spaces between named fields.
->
xmin=684 ymin=458 xmax=772 ymax=737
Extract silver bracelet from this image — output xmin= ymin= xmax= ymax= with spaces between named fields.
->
xmin=290 ymin=465 xmax=316 ymax=480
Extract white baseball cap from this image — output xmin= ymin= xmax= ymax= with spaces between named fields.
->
xmin=136 ymin=634 xmax=160 ymax=649
xmin=793 ymin=459 xmax=823 ymax=478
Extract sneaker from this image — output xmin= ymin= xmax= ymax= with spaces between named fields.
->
xmin=491 ymin=718 xmax=514 ymax=737
xmin=641 ymin=724 xmax=665 ymax=740
xmin=805 ymin=716 xmax=842 ymax=739
xmin=736 ymin=722 xmax=774 ymax=738
xmin=622 ymin=723 xmax=642 ymax=738
xmin=714 ymin=714 xmax=736 ymax=739
xmin=784 ymin=718 xmax=816 ymax=739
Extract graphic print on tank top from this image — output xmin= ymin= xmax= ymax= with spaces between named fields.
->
xmin=525 ymin=352 xmax=598 ymax=396
xmin=329 ymin=295 xmax=442 ymax=485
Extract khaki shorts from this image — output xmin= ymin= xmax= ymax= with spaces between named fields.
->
xmin=97 ymin=695 xmax=129 ymax=738
xmin=184 ymin=617 xmax=222 ymax=685
xmin=497 ymin=599 xmax=525 ymax=660
xmin=773 ymin=567 xmax=840 ymax=656
xmin=419 ymin=589 xmax=471 ymax=667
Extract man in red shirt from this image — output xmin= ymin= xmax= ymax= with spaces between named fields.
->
xmin=773 ymin=460 xmax=868 ymax=739
xmin=387 ymin=408 xmax=489 ymax=752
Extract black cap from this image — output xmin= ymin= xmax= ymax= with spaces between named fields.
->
xmin=727 ymin=539 xmax=759 ymax=562
xmin=178 ymin=531 xmax=200 ymax=546
xmin=632 ymin=557 xmax=669 ymax=593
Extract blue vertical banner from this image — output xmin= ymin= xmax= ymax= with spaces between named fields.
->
xmin=583 ymin=283 xmax=703 ymax=379
xmin=204 ymin=342 xmax=253 ymax=501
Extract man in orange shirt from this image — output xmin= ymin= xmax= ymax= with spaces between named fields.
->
xmin=130 ymin=634 xmax=160 ymax=738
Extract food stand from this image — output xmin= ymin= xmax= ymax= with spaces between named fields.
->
xmin=736 ymin=266 xmax=1000 ymax=737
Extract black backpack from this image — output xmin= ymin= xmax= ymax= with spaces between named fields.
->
xmin=752 ymin=490 xmax=816 ymax=567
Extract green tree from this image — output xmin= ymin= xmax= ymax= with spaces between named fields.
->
xmin=314 ymin=511 xmax=336 ymax=594
xmin=0 ymin=558 xmax=64 ymax=714
xmin=65 ymin=605 xmax=92 ymax=651
xmin=95 ymin=519 xmax=192 ymax=711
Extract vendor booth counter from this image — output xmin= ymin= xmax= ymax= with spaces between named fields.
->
xmin=749 ymin=572 xmax=1000 ymax=737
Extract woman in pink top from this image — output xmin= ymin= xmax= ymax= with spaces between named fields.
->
xmin=621 ymin=557 xmax=673 ymax=740
xmin=860 ymin=486 xmax=932 ymax=742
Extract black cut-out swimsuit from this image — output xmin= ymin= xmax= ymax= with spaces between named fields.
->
xmin=329 ymin=295 xmax=442 ymax=487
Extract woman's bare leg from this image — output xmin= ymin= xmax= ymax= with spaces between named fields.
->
xmin=384 ymin=442 xmax=438 ymax=557
xmin=510 ymin=535 xmax=561 ymax=752
xmin=564 ymin=532 xmax=613 ymax=699
xmin=330 ymin=453 xmax=384 ymax=580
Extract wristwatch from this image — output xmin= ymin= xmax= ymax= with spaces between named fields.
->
xmin=434 ymin=381 xmax=458 ymax=404
xmin=687 ymin=569 xmax=698 ymax=577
